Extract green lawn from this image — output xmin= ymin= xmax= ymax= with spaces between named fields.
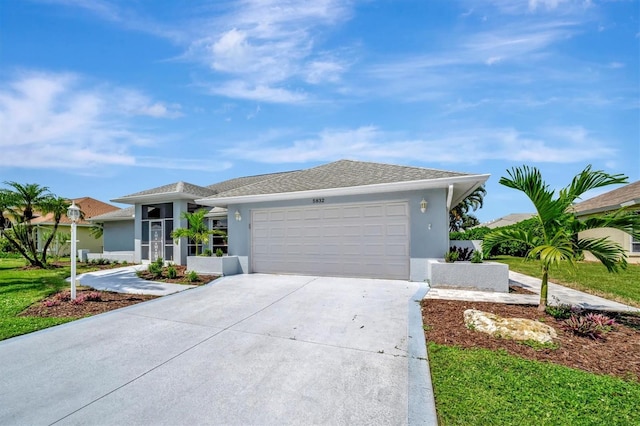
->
xmin=429 ymin=343 xmax=640 ymax=426
xmin=0 ymin=258 xmax=113 ymax=341
xmin=495 ymin=255 xmax=640 ymax=307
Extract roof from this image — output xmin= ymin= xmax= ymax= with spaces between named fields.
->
xmin=475 ymin=213 xmax=536 ymax=229
xmin=197 ymin=160 xmax=489 ymax=207
xmin=89 ymin=206 xmax=135 ymax=222
xmin=112 ymin=181 xmax=216 ymax=204
xmin=206 ymin=171 xmax=296 ymax=194
xmin=31 ymin=197 xmax=119 ymax=226
xmin=573 ymin=180 xmax=640 ymax=216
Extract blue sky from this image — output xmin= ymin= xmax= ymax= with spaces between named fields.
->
xmin=1 ymin=0 xmax=638 ymax=222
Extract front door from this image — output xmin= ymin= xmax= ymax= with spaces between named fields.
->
xmin=150 ymin=221 xmax=163 ymax=262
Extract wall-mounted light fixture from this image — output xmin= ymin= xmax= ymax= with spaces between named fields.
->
xmin=420 ymin=198 xmax=428 ymax=213
xmin=235 ymin=210 xmax=242 ymax=221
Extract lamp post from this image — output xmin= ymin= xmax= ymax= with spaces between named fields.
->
xmin=67 ymin=201 xmax=81 ymax=300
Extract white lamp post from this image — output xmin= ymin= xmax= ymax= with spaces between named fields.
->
xmin=67 ymin=201 xmax=81 ymax=300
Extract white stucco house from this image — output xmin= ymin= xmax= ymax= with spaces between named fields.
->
xmin=91 ymin=160 xmax=489 ymax=281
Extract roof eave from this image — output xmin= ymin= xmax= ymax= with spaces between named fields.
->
xmin=111 ymin=193 xmax=207 ymax=205
xmin=196 ymin=174 xmax=490 ymax=207
xmin=574 ymin=199 xmax=640 ymax=217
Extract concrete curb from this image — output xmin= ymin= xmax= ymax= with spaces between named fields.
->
xmin=407 ymin=283 xmax=438 ymax=425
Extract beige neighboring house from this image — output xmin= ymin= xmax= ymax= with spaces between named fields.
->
xmin=573 ymin=180 xmax=640 ymax=264
xmin=31 ymin=197 xmax=120 ymax=256
xmin=476 ymin=213 xmax=536 ymax=229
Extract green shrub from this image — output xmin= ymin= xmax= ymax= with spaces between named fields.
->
xmin=167 ymin=264 xmax=177 ymax=279
xmin=545 ymin=299 xmax=577 ymax=320
xmin=444 ymin=250 xmax=459 ymax=263
xmin=215 ymin=248 xmax=224 ymax=257
xmin=470 ymin=250 xmax=483 ymax=263
xmin=148 ymin=262 xmax=163 ymax=278
xmin=186 ymin=270 xmax=199 ymax=282
xmin=201 ymin=248 xmax=213 ymax=257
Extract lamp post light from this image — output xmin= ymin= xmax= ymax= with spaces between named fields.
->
xmin=67 ymin=201 xmax=81 ymax=300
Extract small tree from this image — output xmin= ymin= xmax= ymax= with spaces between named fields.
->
xmin=483 ymin=165 xmax=640 ymax=311
xmin=171 ymin=209 xmax=226 ymax=256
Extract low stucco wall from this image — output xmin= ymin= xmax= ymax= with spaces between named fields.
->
xmin=87 ymin=251 xmax=135 ymax=263
xmin=427 ymin=259 xmax=509 ymax=292
xmin=187 ymin=256 xmax=241 ymax=276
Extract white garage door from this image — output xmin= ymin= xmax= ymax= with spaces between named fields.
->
xmin=252 ymin=201 xmax=410 ymax=279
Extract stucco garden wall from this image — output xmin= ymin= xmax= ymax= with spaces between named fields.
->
xmin=426 ymin=259 xmax=509 ymax=292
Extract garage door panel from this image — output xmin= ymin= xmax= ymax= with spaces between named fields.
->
xmin=252 ymin=201 xmax=409 ymax=279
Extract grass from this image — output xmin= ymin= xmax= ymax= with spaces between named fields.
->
xmin=495 ymin=255 xmax=640 ymax=307
xmin=0 ymin=258 xmax=114 ymax=341
xmin=428 ymin=343 xmax=640 ymax=426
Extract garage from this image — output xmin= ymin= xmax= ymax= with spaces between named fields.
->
xmin=251 ymin=201 xmax=410 ymax=279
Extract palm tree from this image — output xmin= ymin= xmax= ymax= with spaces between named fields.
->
xmin=171 ymin=209 xmax=226 ymax=255
xmin=450 ymin=185 xmax=486 ymax=231
xmin=483 ymin=165 xmax=640 ymax=311
xmin=2 ymin=182 xmax=53 ymax=267
xmin=38 ymin=196 xmax=72 ymax=264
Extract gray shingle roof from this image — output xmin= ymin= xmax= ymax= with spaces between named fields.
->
xmin=573 ymin=180 xmax=640 ymax=214
xmin=89 ymin=206 xmax=135 ymax=222
xmin=116 ymin=181 xmax=215 ymax=201
xmin=206 ymin=160 xmax=470 ymax=199
xmin=206 ymin=171 xmax=296 ymax=194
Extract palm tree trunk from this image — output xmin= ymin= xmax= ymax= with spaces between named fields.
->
xmin=538 ymin=268 xmax=549 ymax=312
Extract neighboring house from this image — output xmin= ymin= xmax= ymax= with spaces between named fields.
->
xmin=31 ymin=197 xmax=119 ymax=256
xmin=475 ymin=213 xmax=536 ymax=229
xmin=88 ymin=206 xmax=136 ymax=262
xmin=573 ymin=180 xmax=640 ymax=264
xmin=103 ymin=160 xmax=489 ymax=281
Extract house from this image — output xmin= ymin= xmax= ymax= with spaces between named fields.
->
xmin=30 ymin=197 xmax=119 ymax=256
xmin=475 ymin=213 xmax=536 ymax=229
xmin=573 ymin=180 xmax=640 ymax=264
xmin=101 ymin=160 xmax=489 ymax=281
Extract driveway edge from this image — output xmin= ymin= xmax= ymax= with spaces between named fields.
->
xmin=407 ymin=283 xmax=438 ymax=425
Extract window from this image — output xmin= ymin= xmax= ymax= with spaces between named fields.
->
xmin=632 ymin=236 xmax=640 ymax=253
xmin=210 ymin=218 xmax=228 ymax=254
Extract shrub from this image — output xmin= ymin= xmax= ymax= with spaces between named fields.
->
xmin=563 ymin=313 xmax=616 ymax=340
xmin=215 ymin=248 xmax=224 ymax=257
xmin=201 ymin=249 xmax=213 ymax=257
xmin=70 ymin=294 xmax=87 ymax=305
xmin=42 ymin=299 xmax=60 ymax=307
xmin=186 ymin=270 xmax=199 ymax=282
xmin=470 ymin=250 xmax=483 ymax=263
xmin=148 ymin=262 xmax=163 ymax=278
xmin=54 ymin=291 xmax=71 ymax=302
xmin=444 ymin=250 xmax=459 ymax=263
xmin=450 ymin=246 xmax=472 ymax=261
xmin=167 ymin=265 xmax=177 ymax=279
xmin=85 ymin=292 xmax=102 ymax=302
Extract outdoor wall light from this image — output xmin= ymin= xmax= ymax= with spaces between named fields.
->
xmin=235 ymin=210 xmax=242 ymax=221
xmin=420 ymin=198 xmax=428 ymax=213
xmin=67 ymin=201 xmax=81 ymax=300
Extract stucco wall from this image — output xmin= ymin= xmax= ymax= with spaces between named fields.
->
xmin=37 ymin=225 xmax=103 ymax=255
xmin=103 ymin=220 xmax=134 ymax=251
xmin=225 ymin=188 xmax=449 ymax=278
xmin=579 ymin=227 xmax=640 ymax=264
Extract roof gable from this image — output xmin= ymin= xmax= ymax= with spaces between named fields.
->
xmin=112 ymin=181 xmax=215 ymax=204
xmin=573 ymin=180 xmax=640 ymax=215
xmin=31 ymin=197 xmax=119 ymax=226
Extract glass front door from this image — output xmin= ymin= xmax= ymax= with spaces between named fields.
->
xmin=150 ymin=221 xmax=164 ymax=262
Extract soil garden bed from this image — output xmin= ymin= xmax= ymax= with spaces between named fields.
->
xmin=421 ymin=299 xmax=640 ymax=381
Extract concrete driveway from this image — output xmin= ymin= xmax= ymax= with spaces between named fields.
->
xmin=0 ymin=274 xmax=434 ymax=425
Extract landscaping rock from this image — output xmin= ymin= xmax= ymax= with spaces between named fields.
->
xmin=463 ymin=309 xmax=557 ymax=343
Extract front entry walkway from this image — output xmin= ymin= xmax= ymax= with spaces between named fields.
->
xmin=0 ymin=274 xmax=434 ymax=425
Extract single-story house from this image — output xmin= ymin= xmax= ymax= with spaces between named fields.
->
xmin=30 ymin=197 xmax=119 ymax=256
xmin=475 ymin=213 xmax=536 ymax=229
xmin=98 ymin=160 xmax=489 ymax=281
xmin=573 ymin=180 xmax=640 ymax=264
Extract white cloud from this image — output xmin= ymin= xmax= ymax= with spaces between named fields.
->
xmin=222 ymin=125 xmax=616 ymax=165
xmin=0 ymin=71 xmax=198 ymax=171
xmin=207 ymin=80 xmax=307 ymax=103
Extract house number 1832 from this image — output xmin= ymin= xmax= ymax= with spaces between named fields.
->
xmin=312 ymin=198 xmax=325 ymax=204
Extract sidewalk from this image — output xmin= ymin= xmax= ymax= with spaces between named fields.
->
xmin=425 ymin=271 xmax=640 ymax=312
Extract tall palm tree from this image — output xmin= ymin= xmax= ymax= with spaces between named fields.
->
xmin=171 ymin=209 xmax=226 ymax=255
xmin=483 ymin=165 xmax=639 ymax=311
xmin=2 ymin=182 xmax=53 ymax=267
xmin=38 ymin=196 xmax=72 ymax=264
xmin=450 ymin=185 xmax=486 ymax=231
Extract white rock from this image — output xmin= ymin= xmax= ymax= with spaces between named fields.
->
xmin=463 ymin=309 xmax=557 ymax=344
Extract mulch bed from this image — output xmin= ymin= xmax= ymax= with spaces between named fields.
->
xmin=421 ymin=299 xmax=640 ymax=381
xmin=21 ymin=289 xmax=158 ymax=318
xmin=136 ymin=264 xmax=218 ymax=285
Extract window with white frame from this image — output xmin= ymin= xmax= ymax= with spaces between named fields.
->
xmin=632 ymin=236 xmax=640 ymax=253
